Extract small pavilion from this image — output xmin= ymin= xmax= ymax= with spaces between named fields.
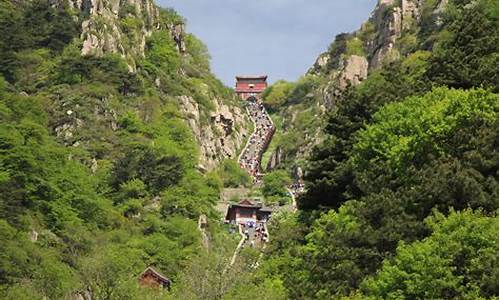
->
xmin=235 ymin=75 xmax=268 ymax=100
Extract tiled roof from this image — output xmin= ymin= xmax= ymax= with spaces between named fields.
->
xmin=141 ymin=267 xmax=171 ymax=284
xmin=235 ymin=75 xmax=268 ymax=80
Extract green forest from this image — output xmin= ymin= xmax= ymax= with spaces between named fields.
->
xmin=258 ymin=0 xmax=499 ymax=299
xmin=0 ymin=0 xmax=498 ymax=299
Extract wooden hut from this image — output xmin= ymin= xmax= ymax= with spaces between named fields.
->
xmin=139 ymin=267 xmax=171 ymax=290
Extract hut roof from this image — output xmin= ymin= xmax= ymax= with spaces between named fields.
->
xmin=140 ymin=267 xmax=171 ymax=285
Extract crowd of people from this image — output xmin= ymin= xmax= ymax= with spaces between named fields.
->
xmin=289 ymin=181 xmax=305 ymax=198
xmin=254 ymin=222 xmax=268 ymax=244
xmin=239 ymin=99 xmax=275 ymax=179
xmin=242 ymin=221 xmax=269 ymax=248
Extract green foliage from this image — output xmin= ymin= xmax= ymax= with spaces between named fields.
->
xmin=362 ymin=209 xmax=498 ymax=299
xmin=0 ymin=0 xmax=79 ymax=82
xmin=215 ymin=159 xmax=251 ymax=188
xmin=301 ymin=60 xmax=431 ymax=209
xmin=267 ymin=6 xmax=499 ymax=294
xmin=427 ymin=0 xmax=499 ymax=91
xmin=1 ymin=0 xmax=498 ymax=298
xmin=248 ymin=1 xmax=499 ymax=299
xmin=262 ymin=80 xmax=295 ymax=111
xmin=357 ymin=21 xmax=376 ymax=43
xmin=262 ymin=170 xmax=292 ymax=206
xmin=397 ymin=33 xmax=418 ymax=56
xmin=326 ymin=33 xmax=349 ymax=69
xmin=161 ymin=171 xmax=219 ymax=219
xmin=345 ymin=37 xmax=365 ymax=57
xmin=353 ymin=88 xmax=498 ymax=174
xmin=144 ymin=31 xmax=181 ymax=75
xmin=159 ymin=7 xmax=184 ymax=26
xmin=185 ymin=34 xmax=211 ymax=74
xmin=118 ymin=111 xmax=145 ymax=133
xmin=55 ymin=43 xmax=133 ymax=88
xmin=111 ymin=143 xmax=185 ymax=195
xmin=0 ymin=1 xmax=251 ymax=297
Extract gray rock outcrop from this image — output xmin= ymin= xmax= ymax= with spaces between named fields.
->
xmin=178 ymin=95 xmax=249 ymax=171
xmin=66 ymin=0 xmax=185 ymax=71
xmin=266 ymin=146 xmax=283 ymax=171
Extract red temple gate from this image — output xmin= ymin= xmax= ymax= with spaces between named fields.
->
xmin=235 ymin=75 xmax=268 ymax=101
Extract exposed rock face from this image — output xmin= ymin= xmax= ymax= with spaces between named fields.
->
xmin=338 ymin=55 xmax=369 ymax=90
xmin=310 ymin=53 xmax=330 ymax=75
xmin=402 ymin=0 xmax=422 ymax=27
xmin=178 ymin=95 xmax=249 ymax=171
xmin=323 ymin=54 xmax=369 ymax=109
xmin=366 ymin=0 xmax=447 ymax=69
xmin=171 ymin=23 xmax=187 ymax=53
xmin=67 ymin=0 xmax=187 ymax=71
xmin=75 ymin=0 xmax=159 ymax=69
xmin=368 ymin=1 xmax=403 ymax=69
xmin=314 ymin=0 xmax=448 ymax=102
xmin=293 ymin=166 xmax=303 ymax=181
xmin=311 ymin=0 xmax=448 ymax=80
xmin=266 ymin=146 xmax=283 ymax=171
xmin=29 ymin=230 xmax=38 ymax=242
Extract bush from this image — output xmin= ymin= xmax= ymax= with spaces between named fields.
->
xmin=345 ymin=37 xmax=365 ymax=56
xmin=262 ymin=170 xmax=292 ymax=205
xmin=145 ymin=31 xmax=181 ymax=75
xmin=262 ymin=81 xmax=295 ymax=111
xmin=362 ymin=210 xmax=499 ymax=299
xmin=216 ymin=159 xmax=251 ymax=188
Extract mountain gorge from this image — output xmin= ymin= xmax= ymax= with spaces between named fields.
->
xmin=0 ymin=0 xmax=498 ymax=299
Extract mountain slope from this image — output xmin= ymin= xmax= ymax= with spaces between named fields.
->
xmin=0 ymin=0 xmax=252 ymax=298
xmin=263 ymin=0 xmax=498 ymax=173
xmin=257 ymin=0 xmax=499 ymax=298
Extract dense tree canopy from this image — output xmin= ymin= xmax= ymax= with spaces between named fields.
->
xmin=363 ymin=209 xmax=498 ymax=300
xmin=259 ymin=0 xmax=499 ymax=299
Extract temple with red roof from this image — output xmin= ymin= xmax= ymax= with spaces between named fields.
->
xmin=235 ymin=75 xmax=268 ymax=100
xmin=225 ymin=199 xmax=272 ymax=224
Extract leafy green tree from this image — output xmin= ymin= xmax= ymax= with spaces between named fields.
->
xmin=215 ymin=159 xmax=251 ymax=188
xmin=362 ymin=209 xmax=499 ymax=299
xmin=262 ymin=81 xmax=295 ymax=111
xmin=0 ymin=0 xmax=78 ymax=81
xmin=111 ymin=143 xmax=185 ymax=195
xmin=262 ymin=170 xmax=292 ymax=206
xmin=428 ymin=0 xmax=499 ymax=92
xmin=161 ymin=171 xmax=219 ymax=219
xmin=353 ymin=88 xmax=498 ymax=174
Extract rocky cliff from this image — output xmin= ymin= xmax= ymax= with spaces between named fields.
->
xmin=50 ymin=0 xmax=249 ymax=171
xmin=313 ymin=0 xmax=448 ymax=109
xmin=178 ymin=95 xmax=248 ymax=170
